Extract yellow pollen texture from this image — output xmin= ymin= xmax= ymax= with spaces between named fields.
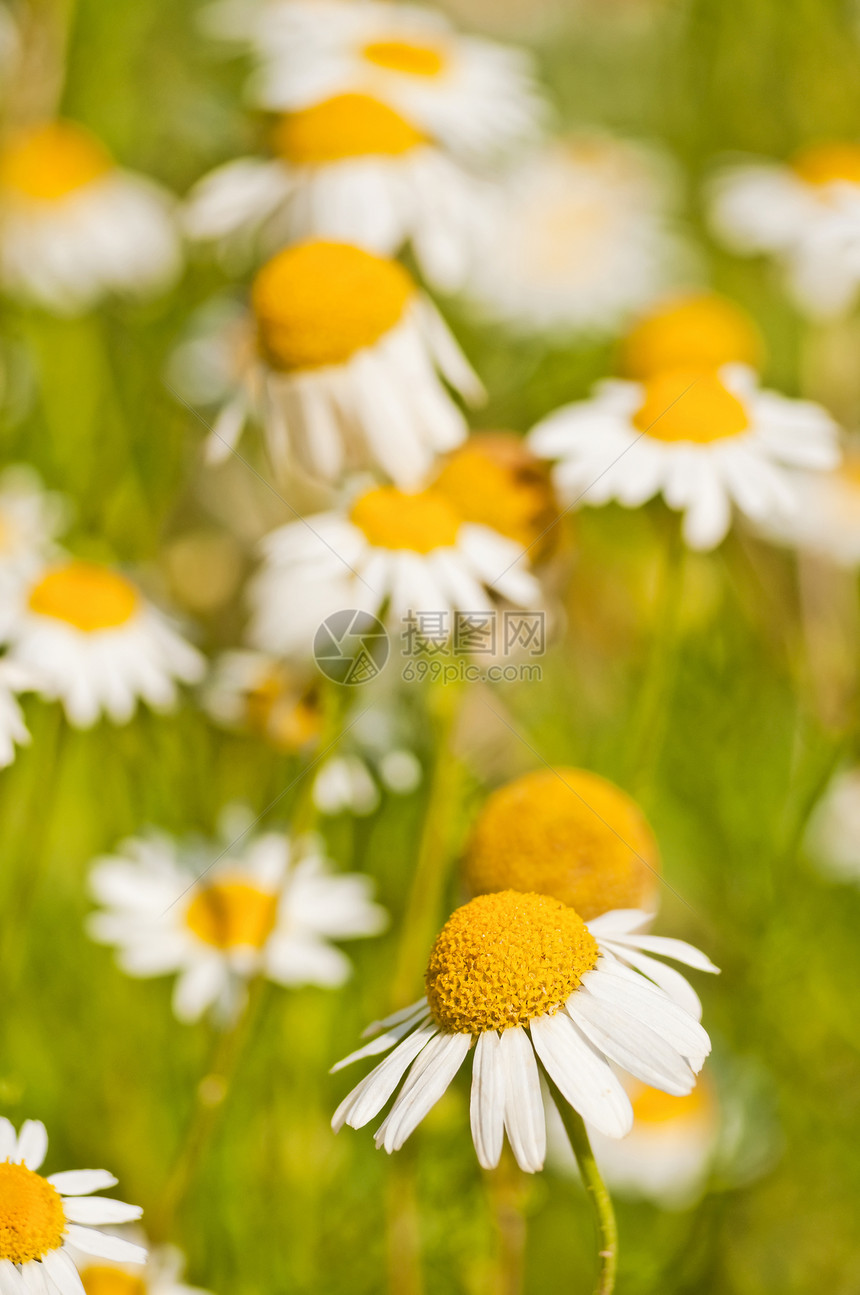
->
xmin=28 ymin=562 xmax=140 ymax=632
xmin=0 ymin=121 xmax=112 ymax=201
xmin=350 ymin=485 xmax=462 ymax=552
xmin=793 ymin=141 xmax=860 ymax=187
xmin=252 ymin=241 xmax=414 ymax=372
xmin=185 ymin=879 xmax=279 ymax=951
xmin=0 ymin=1162 xmax=66 ymax=1264
xmin=361 ymin=37 xmax=446 ymax=78
xmin=463 ymin=768 xmax=659 ymax=921
xmin=632 ymin=368 xmax=750 ymax=444
xmin=620 ymin=294 xmax=763 ymax=380
xmin=273 ymin=94 xmax=426 ymax=164
xmin=81 ymin=1269 xmax=147 ymax=1295
xmin=425 ymin=891 xmax=599 ymax=1034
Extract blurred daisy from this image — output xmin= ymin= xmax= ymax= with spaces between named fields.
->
xmin=619 ymin=292 xmax=764 ymax=380
xmin=0 ymin=660 xmax=32 ymax=768
xmin=184 ymin=93 xmax=490 ymax=292
xmin=462 ymin=138 xmax=685 ymax=336
xmin=708 ymin=143 xmax=860 ymax=319
xmin=0 ymin=1117 xmax=145 ymax=1295
xmin=194 ymin=240 xmax=482 ymax=486
xmin=213 ymin=0 xmax=545 ymax=160
xmin=4 ymin=560 xmax=205 ymax=728
xmin=530 ymin=364 xmax=840 ymax=550
xmin=759 ymin=445 xmax=860 ymax=566
xmin=313 ymin=707 xmax=422 ymax=816
xmin=0 ymin=120 xmax=181 ymax=314
xmin=805 ymin=767 xmax=860 ymax=883
xmin=332 ymin=894 xmax=717 ymax=1172
xmin=248 ymin=484 xmax=540 ymax=658
xmin=73 ymin=1235 xmax=210 ymax=1295
xmin=88 ymin=826 xmax=387 ymax=1023
xmin=0 ymin=465 xmax=68 ymax=582
xmin=204 ymin=650 xmax=323 ymax=751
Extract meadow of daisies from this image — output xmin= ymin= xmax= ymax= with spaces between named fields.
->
xmin=3 ymin=0 xmax=860 ymax=1292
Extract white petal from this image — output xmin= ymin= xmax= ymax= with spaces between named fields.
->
xmin=470 ymin=1030 xmax=506 ymax=1170
xmin=41 ymin=1251 xmax=85 ymax=1295
xmin=374 ymin=1031 xmax=471 ymax=1152
xmin=332 ymin=1023 xmax=437 ymax=1132
xmin=607 ymin=932 xmax=719 ymax=973
xmin=62 ymin=1229 xmax=146 ymax=1264
xmin=499 ymin=1027 xmax=545 ymax=1173
xmin=330 ymin=1009 xmax=432 ymax=1073
xmin=360 ymin=998 xmax=428 ymax=1039
xmin=566 ymin=992 xmax=695 ymax=1095
xmin=47 ymin=1171 xmax=117 ymax=1195
xmin=16 ymin=1120 xmax=48 ymax=1170
xmin=600 ymin=942 xmax=703 ymax=1020
xmin=0 ymin=1119 xmax=17 ymax=1161
xmin=61 ymin=1198 xmax=142 ymax=1225
xmin=583 ymin=963 xmax=710 ymax=1059
xmin=530 ymin=1012 xmax=632 ymax=1139
xmin=0 ymin=1261 xmax=25 ymax=1295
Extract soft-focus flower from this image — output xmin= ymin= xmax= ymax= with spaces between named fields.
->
xmin=88 ymin=826 xmax=388 ymax=1023
xmin=0 ymin=1117 xmax=145 ymax=1295
xmin=463 ymin=767 xmax=661 ymax=922
xmin=193 ymin=240 xmax=482 ymax=487
xmin=758 ymin=445 xmax=860 ymax=566
xmin=248 ymin=484 xmax=540 ymax=658
xmin=0 ymin=465 xmax=68 ymax=590
xmin=209 ymin=0 xmax=545 ymax=161
xmin=0 ymin=120 xmax=181 ymax=314
xmin=184 ymin=93 xmax=490 ymax=293
xmin=72 ymin=1234 xmax=211 ymax=1295
xmin=4 ymin=560 xmax=205 ymax=728
xmin=332 ymin=895 xmax=717 ymax=1172
xmin=708 ymin=143 xmax=860 ymax=319
xmin=312 ymin=711 xmax=422 ymax=817
xmin=462 ymin=138 xmax=686 ymax=336
xmin=530 ymin=364 xmax=840 ymax=550
xmin=0 ymin=660 xmax=32 ymax=768
xmin=805 ymin=767 xmax=860 ymax=883
xmin=619 ymin=292 xmax=764 ymax=380
xmin=204 ymin=650 xmax=324 ymax=751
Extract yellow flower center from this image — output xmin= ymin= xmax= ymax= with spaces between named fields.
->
xmin=425 ymin=891 xmax=599 ymax=1034
xmin=0 ymin=121 xmax=112 ymax=201
xmin=244 ymin=667 xmax=322 ymax=752
xmin=632 ymin=368 xmax=749 ymax=444
xmin=0 ymin=1162 xmax=66 ymax=1264
xmin=793 ymin=141 xmax=860 ymax=187
xmin=629 ymin=1077 xmax=715 ymax=1127
xmin=28 ymin=562 xmax=140 ymax=632
xmin=350 ymin=485 xmax=462 ymax=552
xmin=620 ymin=294 xmax=763 ymax=381
xmin=463 ymin=768 xmax=660 ymax=921
xmin=80 ymin=1269 xmax=147 ymax=1295
xmin=273 ymin=93 xmax=426 ymax=164
xmin=185 ymin=879 xmax=279 ymax=951
xmin=252 ymin=241 xmax=414 ymax=372
xmin=361 ymin=38 xmax=447 ymax=78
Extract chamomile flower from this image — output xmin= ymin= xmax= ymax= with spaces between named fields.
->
xmin=248 ymin=484 xmax=541 ymax=659
xmin=708 ymin=143 xmax=860 ymax=318
xmin=72 ymin=1234 xmax=211 ymax=1295
xmin=204 ymin=650 xmax=323 ymax=751
xmin=0 ymin=120 xmax=181 ymax=314
xmin=332 ymin=894 xmax=717 ymax=1172
xmin=530 ymin=365 xmax=840 ymax=550
xmin=0 ymin=661 xmax=31 ymax=768
xmin=88 ymin=826 xmax=387 ymax=1023
xmin=619 ymin=292 xmax=764 ymax=380
xmin=0 ymin=465 xmax=68 ymax=586
xmin=462 ymin=138 xmax=686 ymax=336
xmin=758 ymin=446 xmax=860 ymax=567
xmin=195 ymin=240 xmax=482 ymax=487
xmin=184 ymin=93 xmax=490 ymax=292
xmin=463 ymin=767 xmax=661 ymax=922
xmin=3 ymin=560 xmax=205 ymax=728
xmin=312 ymin=706 xmax=422 ymax=816
xmin=212 ymin=0 xmax=545 ymax=161
xmin=0 ymin=1117 xmax=145 ymax=1295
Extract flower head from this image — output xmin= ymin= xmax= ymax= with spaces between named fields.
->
xmin=619 ymin=293 xmax=764 ymax=380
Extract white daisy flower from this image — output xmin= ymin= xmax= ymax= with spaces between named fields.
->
xmin=0 ymin=119 xmax=182 ymax=314
xmin=209 ymin=0 xmax=545 ymax=161
xmin=248 ymin=483 xmax=541 ymax=659
xmin=707 ymin=143 xmax=860 ymax=319
xmin=530 ymin=364 xmax=840 ymax=550
xmin=332 ymin=896 xmax=717 ymax=1173
xmin=0 ymin=1117 xmax=145 ymax=1295
xmin=462 ymin=138 xmax=687 ymax=337
xmin=192 ymin=240 xmax=482 ymax=487
xmin=88 ymin=826 xmax=388 ymax=1023
xmin=758 ymin=446 xmax=860 ymax=567
xmin=71 ymin=1234 xmax=211 ymax=1295
xmin=184 ymin=92 xmax=491 ymax=293
xmin=805 ymin=767 xmax=860 ymax=883
xmin=3 ymin=559 xmax=205 ymax=728
xmin=203 ymin=649 xmax=323 ymax=751
xmin=0 ymin=466 xmax=69 ymax=640
xmin=0 ymin=661 xmax=32 ymax=768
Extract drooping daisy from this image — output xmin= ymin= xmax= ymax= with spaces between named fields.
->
xmin=0 ymin=660 xmax=32 ymax=768
xmin=196 ymin=240 xmax=482 ymax=487
xmin=184 ymin=93 xmax=491 ymax=293
xmin=462 ymin=138 xmax=686 ymax=336
xmin=332 ymin=894 xmax=717 ymax=1172
xmin=248 ymin=483 xmax=541 ymax=659
xmin=88 ymin=825 xmax=387 ymax=1023
xmin=209 ymin=0 xmax=545 ymax=161
xmin=3 ymin=560 xmax=205 ymax=728
xmin=530 ymin=364 xmax=840 ymax=550
xmin=758 ymin=445 xmax=860 ymax=567
xmin=72 ymin=1233 xmax=211 ymax=1295
xmin=707 ymin=143 xmax=860 ymax=319
xmin=0 ymin=120 xmax=181 ymax=314
xmin=618 ymin=292 xmax=764 ymax=380
xmin=0 ymin=1117 xmax=145 ymax=1295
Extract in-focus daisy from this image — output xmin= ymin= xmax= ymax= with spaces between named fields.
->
xmin=72 ymin=1234 xmax=211 ymax=1295
xmin=332 ymin=894 xmax=717 ymax=1172
xmin=619 ymin=292 xmax=764 ymax=380
xmin=3 ymin=560 xmax=205 ymax=728
xmin=530 ymin=364 xmax=840 ymax=550
xmin=805 ymin=766 xmax=860 ymax=883
xmin=88 ymin=825 xmax=387 ymax=1023
xmin=708 ymin=143 xmax=860 ymax=319
xmin=184 ymin=93 xmax=490 ymax=292
xmin=758 ymin=445 xmax=860 ymax=567
xmin=463 ymin=767 xmax=660 ymax=921
xmin=0 ymin=120 xmax=181 ymax=314
xmin=0 ymin=660 xmax=32 ymax=768
xmin=204 ymin=650 xmax=323 ymax=751
xmin=462 ymin=138 xmax=686 ymax=336
xmin=197 ymin=240 xmax=482 ymax=486
xmin=248 ymin=483 xmax=541 ymax=658
xmin=211 ymin=0 xmax=545 ymax=161
xmin=0 ymin=1117 xmax=145 ymax=1295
